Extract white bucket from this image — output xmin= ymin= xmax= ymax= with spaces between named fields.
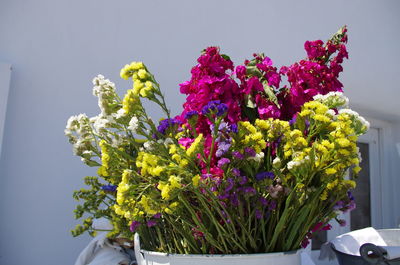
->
xmin=134 ymin=233 xmax=302 ymax=265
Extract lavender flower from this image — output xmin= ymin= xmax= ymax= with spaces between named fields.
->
xmin=216 ymin=141 xmax=231 ymax=157
xmin=217 ymin=158 xmax=231 ymax=167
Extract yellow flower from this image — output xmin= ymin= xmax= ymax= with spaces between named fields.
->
xmin=137 ymin=69 xmax=148 ymax=80
xmin=353 ymin=166 xmax=362 ymax=174
xmin=169 ymin=175 xmax=182 ymax=189
xmin=192 ymin=175 xmax=200 ymax=187
xmin=325 ymin=168 xmax=337 ymax=175
xmin=186 ymin=134 xmax=203 ymax=157
xmin=336 ymin=138 xmax=350 ymax=147
xmin=320 ymin=190 xmax=328 ymax=201
xmin=344 ymin=180 xmax=356 ymax=189
xmin=255 ymin=119 xmax=270 ymax=130
xmin=313 ymin=114 xmax=331 ymax=123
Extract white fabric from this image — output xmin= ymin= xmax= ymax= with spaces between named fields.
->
xmin=319 ymin=227 xmax=387 ymax=260
xmin=382 ymin=246 xmax=400 ymax=260
xmin=74 ymin=232 xmax=131 ymax=265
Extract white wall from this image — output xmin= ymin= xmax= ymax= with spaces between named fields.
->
xmin=0 ymin=1 xmax=399 ymax=264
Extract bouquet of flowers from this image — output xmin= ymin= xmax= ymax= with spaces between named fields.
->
xmin=66 ymin=26 xmax=369 ymax=254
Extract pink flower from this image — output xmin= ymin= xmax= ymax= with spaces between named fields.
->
xmin=304 ymin=40 xmax=325 ymax=60
xmin=178 ymin=137 xmax=195 ymax=149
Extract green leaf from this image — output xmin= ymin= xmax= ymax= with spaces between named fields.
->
xmin=221 ymin=54 xmax=231 ymax=61
xmin=245 ymin=94 xmax=256 ymax=108
xmin=246 ymin=66 xmax=262 ymax=77
xmin=263 ymin=82 xmax=280 ymax=108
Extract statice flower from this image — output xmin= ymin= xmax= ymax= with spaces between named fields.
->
xmin=92 ymin=75 xmax=118 ymax=116
xmin=216 ymin=140 xmax=231 ymax=157
xmin=157 ymin=118 xmax=181 ymax=135
xmin=217 ymin=158 xmax=230 ymax=168
xmin=130 ymin=221 xmax=141 ymax=232
xmin=128 ymin=116 xmax=140 ymax=134
xmin=184 ymin=110 xmax=198 ymax=120
xmin=101 ymin=185 xmax=117 ymax=192
xmin=201 ymin=100 xmax=228 ymax=117
xmin=255 ymin=171 xmax=275 ymax=181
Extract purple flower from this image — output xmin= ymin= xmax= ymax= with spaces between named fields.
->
xmin=255 ymin=209 xmax=263 ymax=219
xmin=217 ymin=158 xmax=231 ymax=167
xmin=259 ymin=197 xmax=268 ymax=206
xmin=157 ymin=118 xmax=181 ymax=135
xmin=147 ymin=220 xmax=157 ymax=227
xmin=255 ymin=171 xmax=275 ymax=181
xmin=225 ymin=178 xmax=234 ymax=192
xmin=348 ymin=191 xmax=355 ymax=201
xmin=289 ymin=116 xmax=297 ymax=126
xmin=269 ymin=200 xmax=277 ymax=210
xmin=101 ymin=185 xmax=117 ymax=192
xmin=245 ymin=147 xmax=256 ymax=157
xmin=218 ymin=121 xmax=228 ymax=131
xmin=184 ymin=110 xmax=198 ymax=120
xmin=243 ymin=186 xmax=256 ymax=195
xmin=201 ymin=100 xmax=228 ymax=117
xmin=153 ymin=213 xmax=161 ymax=219
xmin=130 ymin=221 xmax=141 ymax=232
xmin=232 ymin=168 xmax=241 ymax=176
xmin=201 ymin=173 xmax=212 ymax=179
xmin=230 ymin=124 xmax=238 ymax=133
xmin=239 ymin=175 xmax=248 ymax=185
xmin=232 ymin=151 xmax=244 ymax=160
xmin=216 ymin=141 xmax=231 ymax=157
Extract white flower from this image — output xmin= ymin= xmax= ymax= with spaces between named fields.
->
xmin=326 ymin=109 xmax=336 ymax=117
xmin=248 ymin=152 xmax=264 ymax=163
xmin=339 ymin=108 xmax=359 ymax=116
xmin=163 ymin=138 xmax=174 ymax=146
xmin=313 ymin=94 xmax=324 ymax=100
xmin=91 ymin=116 xmax=108 ymax=131
xmin=128 ymin=116 xmax=139 ymax=134
xmin=287 ymin=160 xmax=300 ymax=170
xmin=313 ymin=92 xmax=349 ymax=108
xmin=358 ymin=116 xmax=370 ymax=130
xmin=273 ymin=157 xmax=281 ymax=166
xmin=287 ymin=156 xmax=309 ymax=170
xmin=115 ymin=108 xmax=126 ymax=119
xmin=143 ymin=141 xmax=155 ymax=151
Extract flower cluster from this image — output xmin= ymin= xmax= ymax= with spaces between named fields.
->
xmin=66 ymin=26 xmax=369 ymax=254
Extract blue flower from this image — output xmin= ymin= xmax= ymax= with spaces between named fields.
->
xmin=255 ymin=171 xmax=275 ymax=181
xmin=184 ymin=110 xmax=198 ymax=120
xmin=101 ymin=185 xmax=117 ymax=192
xmin=201 ymin=100 xmax=228 ymax=117
xmin=157 ymin=118 xmax=181 ymax=135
